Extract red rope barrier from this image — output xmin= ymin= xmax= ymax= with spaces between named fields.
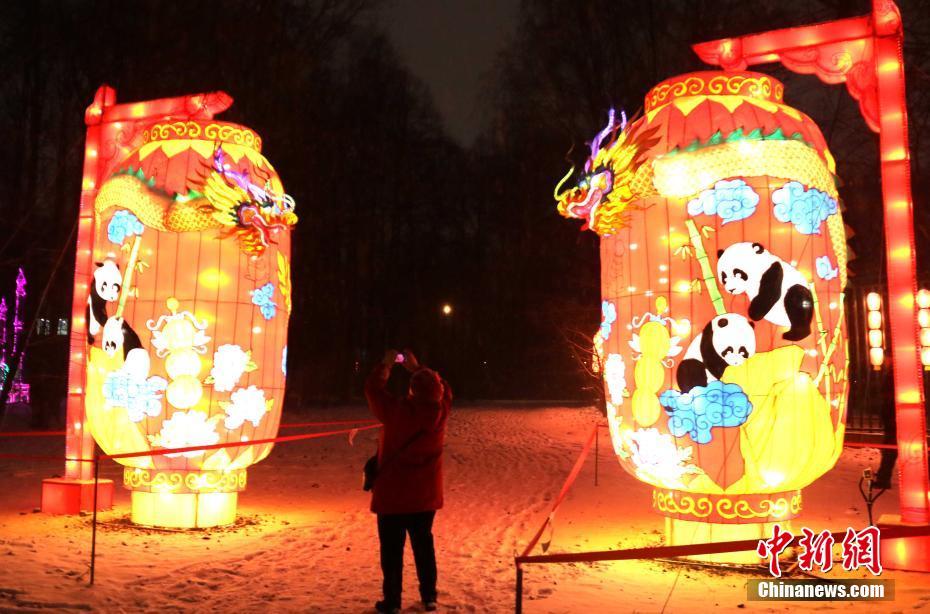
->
xmin=279 ymin=419 xmax=378 ymax=429
xmin=0 ymin=453 xmax=94 ymax=462
xmin=516 ymin=524 xmax=930 ymax=565
xmin=844 ymin=441 xmax=899 ymax=450
xmin=101 ymin=423 xmax=381 ymax=460
xmin=519 ymin=423 xmax=599 ymax=558
xmin=0 ymin=424 xmax=381 ymax=463
xmin=0 ymin=420 xmax=378 ymax=438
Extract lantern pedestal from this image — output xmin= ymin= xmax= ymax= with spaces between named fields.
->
xmin=878 ymin=514 xmax=930 ymax=572
xmin=41 ymin=478 xmax=113 ymax=514
xmin=124 ymin=467 xmax=247 ymax=529
xmin=130 ymin=491 xmax=237 ymax=529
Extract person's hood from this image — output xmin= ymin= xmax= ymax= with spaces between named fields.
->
xmin=409 ymin=368 xmax=443 ymax=403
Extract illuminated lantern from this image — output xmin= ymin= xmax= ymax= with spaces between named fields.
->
xmin=557 ymin=72 xmax=848 ymax=559
xmin=84 ymin=120 xmax=296 ymax=528
xmin=866 ymin=292 xmax=886 ymax=370
xmin=919 ymin=289 xmax=930 ymax=369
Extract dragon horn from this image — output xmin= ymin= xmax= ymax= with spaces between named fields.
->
xmin=553 ymin=165 xmax=575 ymax=200
xmin=587 ymin=108 xmax=617 ymax=172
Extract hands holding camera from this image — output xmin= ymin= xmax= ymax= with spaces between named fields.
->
xmin=382 ymin=348 xmax=421 ymax=373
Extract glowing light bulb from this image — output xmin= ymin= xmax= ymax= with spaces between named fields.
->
xmin=442 ymin=304 xmax=453 ymax=316
xmin=917 ymin=289 xmax=930 ymax=310
xmin=866 ymin=292 xmax=882 ymax=311
xmin=919 ymin=310 xmax=930 ymax=328
xmin=919 ymin=328 xmax=930 ymax=348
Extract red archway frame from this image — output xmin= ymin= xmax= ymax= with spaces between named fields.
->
xmin=694 ymin=0 xmax=929 ymax=565
xmin=40 ymin=87 xmax=233 ymax=514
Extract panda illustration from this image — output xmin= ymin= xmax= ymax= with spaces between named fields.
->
xmin=676 ymin=314 xmax=756 ymax=393
xmin=716 ymin=242 xmax=814 ymax=342
xmin=102 ymin=315 xmax=142 ymax=359
xmin=87 ymin=260 xmax=121 ymax=345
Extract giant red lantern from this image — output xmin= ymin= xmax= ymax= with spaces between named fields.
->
xmin=41 ymin=88 xmax=295 ymax=528
xmin=558 ymin=72 xmax=848 ymax=558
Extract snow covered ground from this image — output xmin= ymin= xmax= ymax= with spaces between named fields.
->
xmin=0 ymin=405 xmax=927 ymax=613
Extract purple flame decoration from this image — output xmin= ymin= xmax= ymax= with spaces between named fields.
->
xmin=584 ymin=108 xmax=628 ymax=173
xmin=212 ymin=147 xmax=294 ymax=213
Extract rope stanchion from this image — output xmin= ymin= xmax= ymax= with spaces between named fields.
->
xmin=89 ymin=455 xmax=100 ymax=586
xmin=515 ymin=423 xmax=599 ymax=611
xmin=518 ymin=423 xmax=599 ymax=559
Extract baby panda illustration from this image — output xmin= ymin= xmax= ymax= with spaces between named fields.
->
xmin=102 ymin=316 xmax=142 ymax=359
xmin=87 ymin=260 xmax=121 ymax=345
xmin=676 ymin=314 xmax=756 ymax=393
xmin=716 ymin=242 xmax=814 ymax=342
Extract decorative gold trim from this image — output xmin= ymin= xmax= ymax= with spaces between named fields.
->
xmin=653 ymin=489 xmax=802 ymax=523
xmin=123 ymin=467 xmax=247 ymax=494
xmin=645 ymin=73 xmax=783 ymax=112
xmin=142 ymin=121 xmax=262 ymax=152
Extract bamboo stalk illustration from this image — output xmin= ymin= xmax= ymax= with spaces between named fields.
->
xmin=684 ymin=220 xmax=724 ymax=315
xmin=115 ymin=235 xmax=143 ymax=319
xmin=814 ymin=292 xmax=846 ymax=387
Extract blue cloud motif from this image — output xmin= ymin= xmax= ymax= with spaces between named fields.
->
xmin=103 ymin=372 xmax=167 ymax=423
xmin=252 ymin=283 xmax=277 ymax=320
xmin=687 ymin=179 xmax=760 ymax=224
xmin=816 ymin=256 xmax=838 ymax=281
xmin=772 ymin=181 xmax=837 ymax=235
xmin=600 ymin=300 xmax=617 ymax=340
xmin=659 ymin=380 xmax=753 ymax=444
xmin=108 ymin=210 xmax=145 ymax=245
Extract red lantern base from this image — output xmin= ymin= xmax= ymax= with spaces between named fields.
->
xmin=40 ymin=478 xmax=113 ymax=514
xmin=878 ymin=514 xmax=930 ymax=572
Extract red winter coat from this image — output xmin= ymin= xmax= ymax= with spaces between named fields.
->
xmin=365 ymin=364 xmax=451 ymax=515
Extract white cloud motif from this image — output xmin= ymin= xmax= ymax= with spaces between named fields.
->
xmin=223 ymin=385 xmax=270 ymax=430
xmin=624 ymin=428 xmax=700 ymax=487
xmin=604 ymin=354 xmax=627 ymax=406
xmin=150 ymin=410 xmax=220 ymax=457
xmin=210 ymin=344 xmax=252 ymax=392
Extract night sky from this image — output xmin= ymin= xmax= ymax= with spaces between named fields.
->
xmin=375 ymin=0 xmax=520 ymax=145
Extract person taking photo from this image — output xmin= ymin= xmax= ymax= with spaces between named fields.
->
xmin=365 ymin=349 xmax=452 ymax=613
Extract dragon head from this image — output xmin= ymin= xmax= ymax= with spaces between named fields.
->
xmin=555 ymin=109 xmax=658 ymax=235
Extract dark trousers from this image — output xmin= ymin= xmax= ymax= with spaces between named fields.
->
xmin=377 ymin=511 xmax=437 ymax=607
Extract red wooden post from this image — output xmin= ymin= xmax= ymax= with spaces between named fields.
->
xmin=41 ymin=87 xmax=233 ymax=514
xmin=693 ymin=0 xmax=928 ymax=570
